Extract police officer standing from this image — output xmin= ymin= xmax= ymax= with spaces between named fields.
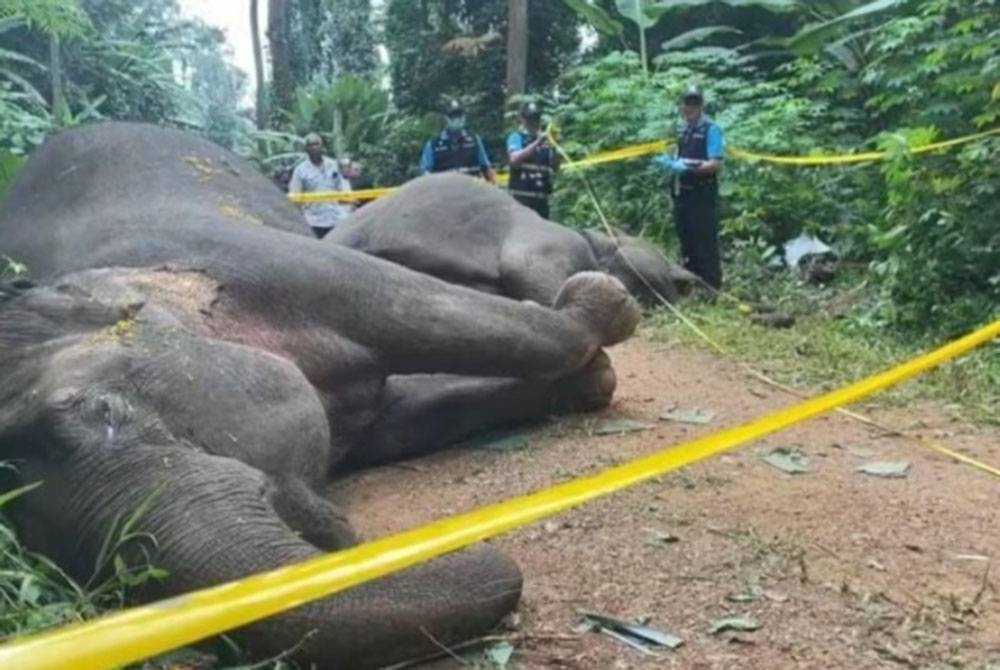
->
xmin=420 ymin=101 xmax=496 ymax=183
xmin=654 ymin=87 xmax=725 ymax=290
xmin=507 ymin=102 xmax=560 ymax=218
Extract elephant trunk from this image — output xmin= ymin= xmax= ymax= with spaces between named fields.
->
xmin=16 ymin=446 xmax=522 ymax=669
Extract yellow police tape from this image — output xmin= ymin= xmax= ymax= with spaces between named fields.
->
xmin=288 ymin=139 xmax=672 ymax=204
xmin=730 ymin=126 xmax=1000 ymax=166
xmin=288 ymin=127 xmax=1000 ymax=204
xmin=2 ymin=317 xmax=998 ymax=670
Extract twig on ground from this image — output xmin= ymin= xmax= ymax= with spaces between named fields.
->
xmin=971 ymin=560 xmax=992 ymax=608
xmin=388 ymin=462 xmax=428 ymax=473
xmin=811 ymin=541 xmax=842 ymax=560
xmin=417 ymin=626 xmax=471 ymax=666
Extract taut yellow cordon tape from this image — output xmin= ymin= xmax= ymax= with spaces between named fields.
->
xmin=2 ymin=317 xmax=998 ymax=670
xmin=288 ymin=139 xmax=672 ymax=203
xmin=289 ymin=127 xmax=1000 ymax=204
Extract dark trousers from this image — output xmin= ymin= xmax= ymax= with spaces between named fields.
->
xmin=513 ymin=194 xmax=550 ymax=220
xmin=673 ymin=184 xmax=722 ymax=290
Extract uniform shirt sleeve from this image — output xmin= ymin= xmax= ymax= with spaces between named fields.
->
xmin=288 ymin=163 xmax=304 ymax=194
xmin=420 ymin=141 xmax=435 ymax=173
xmin=475 ymin=136 xmax=492 ymax=169
xmin=506 ymin=131 xmax=524 ymax=154
xmin=707 ymin=124 xmax=725 ymax=160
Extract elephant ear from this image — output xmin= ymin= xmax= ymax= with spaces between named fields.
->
xmin=579 ymin=228 xmax=621 ymax=267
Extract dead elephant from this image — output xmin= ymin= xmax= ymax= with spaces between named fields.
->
xmin=0 ymin=122 xmax=641 ymax=668
xmin=327 ymin=173 xmax=698 ymax=306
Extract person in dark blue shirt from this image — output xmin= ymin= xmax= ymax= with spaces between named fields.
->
xmin=420 ymin=100 xmax=496 ymax=183
xmin=506 ymin=102 xmax=560 ymax=218
xmin=653 ymin=86 xmax=725 ymax=290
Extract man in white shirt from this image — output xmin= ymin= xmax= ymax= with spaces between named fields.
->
xmin=288 ymin=133 xmax=353 ymax=238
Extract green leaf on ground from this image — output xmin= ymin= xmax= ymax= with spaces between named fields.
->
xmin=660 ymin=408 xmax=714 ymax=425
xmin=594 ymin=419 xmax=652 ymax=436
xmin=726 ymin=586 xmax=762 ymax=603
xmin=761 ymin=447 xmax=811 ymax=474
xmin=710 ymin=616 xmax=761 ymax=634
xmin=462 ymin=430 xmax=530 ymax=452
xmin=484 ymin=641 xmax=514 ymax=667
xmin=644 ymin=528 xmax=680 ymax=547
xmin=848 ymin=447 xmax=876 ymax=458
xmin=857 ymin=461 xmax=910 ymax=478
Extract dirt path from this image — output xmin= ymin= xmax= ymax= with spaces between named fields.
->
xmin=333 ymin=340 xmax=1000 ymax=669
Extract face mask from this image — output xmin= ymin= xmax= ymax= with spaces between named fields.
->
xmin=446 ymin=116 xmax=465 ymax=131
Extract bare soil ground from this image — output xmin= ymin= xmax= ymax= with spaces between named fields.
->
xmin=333 ymin=340 xmax=1000 ymax=670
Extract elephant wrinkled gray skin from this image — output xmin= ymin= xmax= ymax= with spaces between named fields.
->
xmin=0 ymin=122 xmax=641 ymax=668
xmin=327 ymin=173 xmax=698 ymax=307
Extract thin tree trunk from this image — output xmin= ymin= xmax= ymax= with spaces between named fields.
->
xmin=250 ymin=0 xmax=268 ymax=130
xmin=634 ymin=0 xmax=647 ymax=75
xmin=505 ymin=0 xmax=529 ymax=97
xmin=267 ymin=0 xmax=294 ymax=120
xmin=49 ymin=35 xmax=64 ymax=126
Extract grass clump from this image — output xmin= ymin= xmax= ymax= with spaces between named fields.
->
xmin=642 ymin=270 xmax=999 ymax=425
xmin=0 ymin=466 xmax=296 ymax=669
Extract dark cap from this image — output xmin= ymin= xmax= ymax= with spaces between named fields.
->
xmin=445 ymin=100 xmax=465 ymax=117
xmin=521 ymin=101 xmax=542 ymax=119
xmin=681 ymin=86 xmax=704 ymax=104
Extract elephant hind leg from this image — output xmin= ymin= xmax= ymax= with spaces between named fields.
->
xmin=269 ymin=477 xmax=357 ymax=550
xmin=346 ymin=355 xmax=618 ymax=469
xmin=547 ymin=349 xmax=617 ymax=412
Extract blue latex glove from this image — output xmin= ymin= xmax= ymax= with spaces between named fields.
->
xmin=652 ymin=155 xmax=690 ymax=173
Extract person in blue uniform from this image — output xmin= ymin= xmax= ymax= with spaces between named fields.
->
xmin=654 ymin=87 xmax=725 ymax=290
xmin=506 ymin=102 xmax=560 ymax=219
xmin=420 ymin=100 xmax=496 ymax=183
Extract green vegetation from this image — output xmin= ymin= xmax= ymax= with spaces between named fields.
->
xmin=0 ymin=472 xmax=295 ymax=667
xmin=642 ymin=273 xmax=1000 ymax=426
xmin=551 ymin=0 xmax=999 ymax=338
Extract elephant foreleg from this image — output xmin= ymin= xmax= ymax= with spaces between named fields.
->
xmin=211 ymin=240 xmax=639 ymax=382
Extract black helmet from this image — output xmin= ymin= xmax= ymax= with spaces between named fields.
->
xmin=520 ymin=101 xmax=542 ymax=120
xmin=445 ymin=100 xmax=465 ymax=118
xmin=681 ymin=86 xmax=704 ymax=104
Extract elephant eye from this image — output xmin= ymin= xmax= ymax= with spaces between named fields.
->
xmin=92 ymin=395 xmax=132 ymax=443
xmin=99 ymin=399 xmax=112 ymax=424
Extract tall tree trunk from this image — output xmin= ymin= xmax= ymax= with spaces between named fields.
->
xmin=267 ymin=0 xmax=295 ymax=121
xmin=250 ymin=0 xmax=268 ymax=130
xmin=49 ymin=35 xmax=64 ymax=126
xmin=505 ymin=0 xmax=529 ymax=97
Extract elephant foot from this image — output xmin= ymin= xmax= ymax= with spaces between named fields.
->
xmin=553 ymin=272 xmax=641 ymax=348
xmin=551 ymin=349 xmax=617 ymax=412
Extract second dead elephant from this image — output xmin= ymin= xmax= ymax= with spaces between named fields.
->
xmin=327 ymin=173 xmax=698 ymax=307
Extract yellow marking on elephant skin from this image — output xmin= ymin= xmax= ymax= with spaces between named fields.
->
xmin=86 ymin=315 xmax=138 ymax=346
xmin=182 ymin=156 xmax=221 ymax=183
xmin=217 ymin=196 xmax=263 ymax=226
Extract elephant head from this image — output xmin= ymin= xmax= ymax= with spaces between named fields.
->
xmin=0 ymin=276 xmax=521 ymax=669
xmin=580 ymin=229 xmax=697 ymax=307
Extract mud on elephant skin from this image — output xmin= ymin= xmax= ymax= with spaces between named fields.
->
xmin=0 ymin=122 xmax=641 ymax=668
xmin=327 ymin=173 xmax=697 ymax=307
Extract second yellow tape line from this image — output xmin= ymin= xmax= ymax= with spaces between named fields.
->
xmin=289 ymin=127 xmax=1000 ymax=204
xmin=3 ymin=317 xmax=998 ymax=670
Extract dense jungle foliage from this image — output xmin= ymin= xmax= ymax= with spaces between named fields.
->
xmin=2 ymin=0 xmax=996 ymax=336
xmin=0 ymin=1 xmax=998 ymax=664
